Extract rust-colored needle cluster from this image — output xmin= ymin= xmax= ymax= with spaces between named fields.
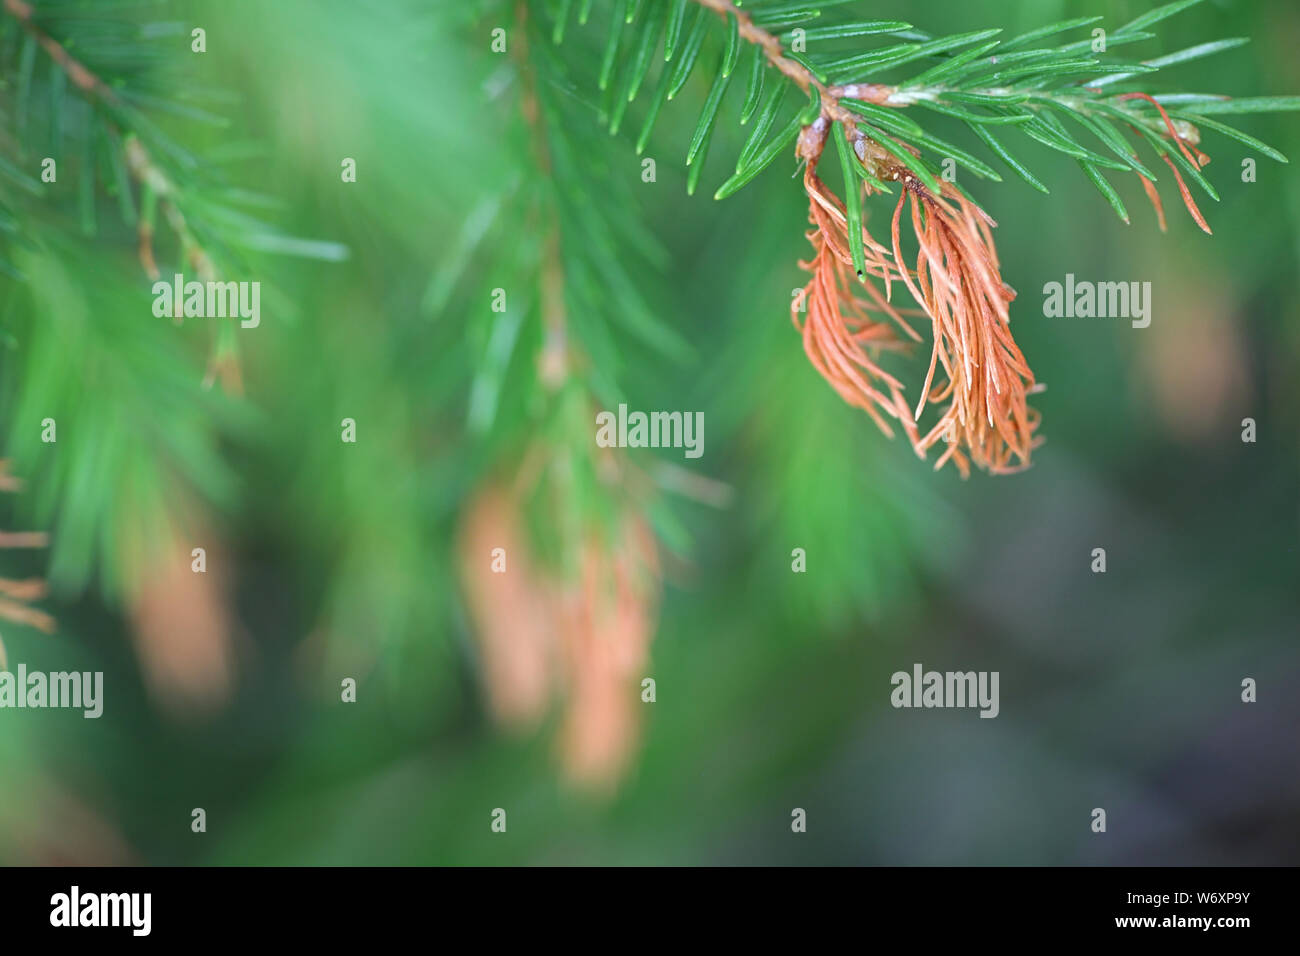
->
xmin=459 ymin=475 xmax=660 ymax=792
xmin=793 ymin=121 xmax=1044 ymax=476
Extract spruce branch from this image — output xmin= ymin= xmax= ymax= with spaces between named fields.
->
xmin=691 ymin=0 xmax=873 ymax=124
xmin=1 ymin=0 xmax=347 ymax=386
xmin=450 ymin=1 xmax=673 ymax=791
xmin=3 ymin=0 xmax=103 ymax=98
xmin=664 ymin=0 xmax=1298 ymax=221
xmin=1 ymin=1 xmax=197 ymax=271
xmin=546 ymin=0 xmax=1299 ymax=475
xmin=514 ymin=0 xmax=572 ymax=391
xmin=0 ymin=0 xmax=242 ymax=387
xmin=0 ymin=3 xmax=297 ymax=606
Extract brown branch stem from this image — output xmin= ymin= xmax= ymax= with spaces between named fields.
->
xmin=3 ymin=0 xmax=239 ymax=387
xmin=691 ymin=0 xmax=885 ymax=123
xmin=514 ymin=0 xmax=570 ymax=390
xmin=2 ymin=1 xmax=213 ymax=282
xmin=689 ymin=0 xmax=902 ymax=173
xmin=3 ymin=0 xmax=113 ymax=101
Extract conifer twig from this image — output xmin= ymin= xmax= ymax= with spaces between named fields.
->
xmin=2 ymin=0 xmax=106 ymax=100
xmin=2 ymin=0 xmax=237 ymax=387
xmin=688 ymin=0 xmax=1212 ymax=181
xmin=690 ymin=0 xmax=896 ymax=172
xmin=2 ymin=1 xmax=218 ymax=284
xmin=515 ymin=0 xmax=571 ymax=389
xmin=693 ymin=0 xmax=865 ymax=116
xmin=555 ymin=0 xmax=1297 ymax=474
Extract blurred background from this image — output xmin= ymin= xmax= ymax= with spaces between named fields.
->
xmin=0 ymin=0 xmax=1296 ymax=865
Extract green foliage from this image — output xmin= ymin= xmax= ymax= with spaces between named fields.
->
xmin=3 ymin=244 xmax=247 ymax=596
xmin=0 ymin=0 xmax=1295 ymax=868
xmin=0 ymin=2 xmax=343 ymax=281
xmin=0 ymin=0 xmax=347 ymax=610
xmin=3 ymin=0 xmax=1292 ymax=648
xmin=544 ymin=0 xmax=1297 ymax=213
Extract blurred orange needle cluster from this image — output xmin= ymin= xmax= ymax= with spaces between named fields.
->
xmin=459 ymin=480 xmax=659 ymax=793
xmin=0 ymin=460 xmax=54 ymax=668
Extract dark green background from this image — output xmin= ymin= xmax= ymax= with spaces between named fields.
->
xmin=1 ymin=0 xmax=1296 ymax=864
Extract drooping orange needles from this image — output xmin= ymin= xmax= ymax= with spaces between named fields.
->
xmin=1116 ymin=92 xmax=1214 ymax=235
xmin=685 ymin=0 xmax=1251 ymax=476
xmin=889 ymin=174 xmax=1042 ymax=476
xmin=1135 ymin=158 xmax=1169 ymax=233
xmin=794 ymin=122 xmax=1041 ymax=476
xmin=793 ymin=120 xmax=921 ymax=441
